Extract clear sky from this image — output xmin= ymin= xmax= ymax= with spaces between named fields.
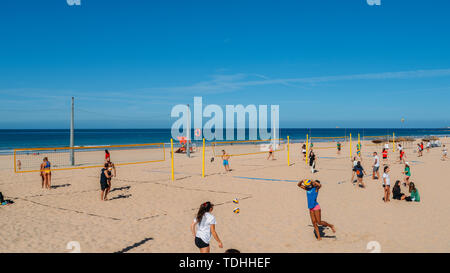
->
xmin=1 ymin=0 xmax=450 ymax=129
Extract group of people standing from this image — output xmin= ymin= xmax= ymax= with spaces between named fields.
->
xmin=372 ymin=144 xmax=421 ymax=203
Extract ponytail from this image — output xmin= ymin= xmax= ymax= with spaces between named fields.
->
xmin=196 ymin=201 xmax=213 ymax=224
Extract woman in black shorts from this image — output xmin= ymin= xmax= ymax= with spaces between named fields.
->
xmin=100 ymin=163 xmax=111 ymax=201
xmin=190 ymin=201 xmax=223 ymax=253
xmin=392 ymin=180 xmax=406 ymax=200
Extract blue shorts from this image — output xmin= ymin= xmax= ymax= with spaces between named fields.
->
xmin=223 ymin=160 xmax=229 ymax=166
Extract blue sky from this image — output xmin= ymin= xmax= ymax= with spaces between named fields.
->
xmin=1 ymin=0 xmax=450 ymax=129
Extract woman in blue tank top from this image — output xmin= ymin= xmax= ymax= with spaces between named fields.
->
xmin=298 ymin=179 xmax=336 ymax=241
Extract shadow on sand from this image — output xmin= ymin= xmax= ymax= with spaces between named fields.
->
xmin=115 ymin=237 xmax=154 ymax=253
xmin=50 ymin=184 xmax=71 ymax=189
xmin=308 ymin=225 xmax=337 ymax=240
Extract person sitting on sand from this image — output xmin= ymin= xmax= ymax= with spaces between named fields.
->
xmin=382 ymin=166 xmax=391 ymax=202
xmin=298 ymin=179 xmax=336 ymax=241
xmin=442 ymin=145 xmax=448 ymax=161
xmin=392 ymin=180 xmax=406 ymax=201
xmin=405 ymin=182 xmax=420 ymax=202
xmin=190 ymin=201 xmax=223 ymax=253
xmin=221 ymin=150 xmax=231 ymax=172
xmin=100 ymin=163 xmax=111 ymax=201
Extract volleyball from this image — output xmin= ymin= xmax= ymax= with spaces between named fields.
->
xmin=233 ymin=198 xmax=239 ymax=204
xmin=303 ymin=179 xmax=312 ymax=187
xmin=233 ymin=208 xmax=240 ymax=214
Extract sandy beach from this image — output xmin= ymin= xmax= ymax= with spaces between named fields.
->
xmin=1 ymin=138 xmax=449 ymax=253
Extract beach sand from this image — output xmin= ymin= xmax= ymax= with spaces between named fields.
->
xmin=1 ymin=138 xmax=449 ymax=253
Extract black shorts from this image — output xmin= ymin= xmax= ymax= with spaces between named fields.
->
xmin=100 ymin=179 xmax=109 ymax=191
xmin=393 ymin=194 xmax=404 ymax=200
xmin=195 ymin=237 xmax=209 ymax=249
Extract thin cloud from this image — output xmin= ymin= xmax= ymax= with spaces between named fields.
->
xmin=136 ymin=68 xmax=450 ymax=94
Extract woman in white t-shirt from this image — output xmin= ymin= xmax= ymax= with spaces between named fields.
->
xmin=382 ymin=166 xmax=391 ymax=203
xmin=190 ymin=202 xmax=223 ymax=253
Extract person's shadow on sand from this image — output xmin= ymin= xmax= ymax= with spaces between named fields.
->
xmin=308 ymin=225 xmax=337 ymax=240
xmin=115 ymin=237 xmax=153 ymax=253
xmin=50 ymin=184 xmax=71 ymax=189
xmin=110 ymin=186 xmax=131 ymax=193
xmin=108 ymin=194 xmax=132 ymax=201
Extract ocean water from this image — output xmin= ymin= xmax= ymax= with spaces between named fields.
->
xmin=0 ymin=128 xmax=449 ymax=154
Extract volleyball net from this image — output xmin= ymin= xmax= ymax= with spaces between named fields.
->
xmin=14 ymin=143 xmax=166 ymax=173
xmin=310 ymin=136 xmax=347 ymax=142
xmin=210 ymin=139 xmax=286 ymax=157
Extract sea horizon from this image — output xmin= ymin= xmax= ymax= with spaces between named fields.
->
xmin=1 ymin=128 xmax=449 ymax=153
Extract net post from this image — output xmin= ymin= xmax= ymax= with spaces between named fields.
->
xmin=70 ymin=97 xmax=75 ymax=166
xmin=350 ymin=133 xmax=352 ymax=158
xmin=358 ymin=133 xmax=361 ymax=153
xmin=306 ymin=134 xmax=309 ymax=165
xmin=393 ymin=132 xmax=396 ymax=152
xmin=186 ymin=104 xmax=191 ymax=158
xmin=171 ymin=138 xmax=174 ymax=181
xmin=287 ymin=136 xmax=290 ymax=166
xmin=14 ymin=149 xmax=17 ymax=173
xmin=202 ymin=138 xmax=205 ymax=178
